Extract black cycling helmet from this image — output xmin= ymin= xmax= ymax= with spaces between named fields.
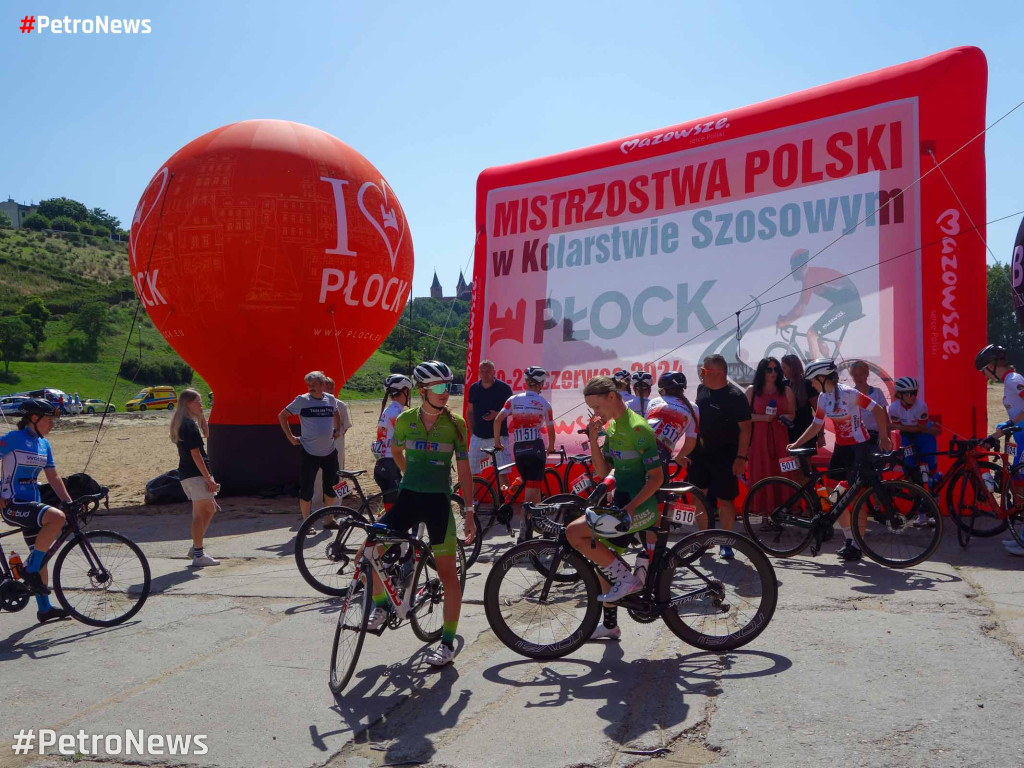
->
xmin=658 ymin=371 xmax=688 ymax=391
xmin=19 ymin=398 xmax=59 ymax=418
xmin=975 ymin=344 xmax=1007 ymax=371
xmin=612 ymin=369 xmax=631 ymax=383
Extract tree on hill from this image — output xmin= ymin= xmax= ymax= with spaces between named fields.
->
xmin=987 ymin=264 xmax=1024 ymax=368
xmin=18 ymin=297 xmax=50 ymax=353
xmin=69 ymin=301 xmax=112 ymax=361
xmin=0 ymin=316 xmax=32 ymax=374
xmin=38 ymin=196 xmax=89 ymax=222
xmin=89 ymin=207 xmax=121 ymax=233
xmin=50 ymin=216 xmax=79 ymax=233
xmin=0 ymin=211 xmax=12 ymax=230
xmin=21 ymin=212 xmax=50 ymax=231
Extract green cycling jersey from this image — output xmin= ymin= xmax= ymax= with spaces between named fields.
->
xmin=393 ymin=408 xmax=468 ymax=495
xmin=602 ymin=407 xmax=661 ymax=527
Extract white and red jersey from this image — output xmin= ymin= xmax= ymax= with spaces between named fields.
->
xmin=372 ymin=400 xmax=405 ymax=459
xmin=888 ymin=398 xmax=930 ymax=430
xmin=646 ymin=396 xmax=699 ymax=452
xmin=813 ymin=384 xmax=875 ymax=446
xmin=499 ymin=391 xmax=553 ymax=447
xmin=1002 ymin=371 xmax=1024 ymax=422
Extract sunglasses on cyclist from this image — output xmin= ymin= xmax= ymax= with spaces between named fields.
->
xmin=428 ymin=382 xmax=451 ymax=395
xmin=765 ymin=366 xmax=780 ymax=372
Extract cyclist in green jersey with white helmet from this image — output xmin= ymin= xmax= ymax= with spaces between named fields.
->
xmin=566 ymin=375 xmax=664 ymax=640
xmin=368 ymin=360 xmax=476 ymax=666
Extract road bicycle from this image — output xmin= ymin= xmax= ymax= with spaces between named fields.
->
xmin=0 ymin=489 xmax=151 ymax=626
xmin=295 ymin=469 xmax=469 ymax=595
xmin=943 ymin=426 xmax=1024 ymax=548
xmin=483 ymin=502 xmax=777 ymax=659
xmin=767 ymin=323 xmax=894 ymax=399
xmin=741 ymin=447 xmax=942 ymax=568
xmin=329 ymin=517 xmax=467 ymax=693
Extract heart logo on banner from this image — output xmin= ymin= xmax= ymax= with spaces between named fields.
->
xmin=129 ymin=166 xmax=169 ymax=269
xmin=357 ymin=179 xmax=405 ymax=271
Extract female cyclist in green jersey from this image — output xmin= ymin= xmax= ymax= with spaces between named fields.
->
xmin=368 ymin=360 xmax=476 ymax=666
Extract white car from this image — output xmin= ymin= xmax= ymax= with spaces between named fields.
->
xmin=0 ymin=395 xmax=30 ymax=415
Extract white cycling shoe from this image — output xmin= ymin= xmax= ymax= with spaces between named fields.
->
xmin=597 ymin=572 xmax=643 ymax=603
xmin=425 ymin=643 xmax=456 ymax=667
xmin=590 ymin=624 xmax=622 ymax=641
xmin=366 ymin=607 xmax=389 ymax=630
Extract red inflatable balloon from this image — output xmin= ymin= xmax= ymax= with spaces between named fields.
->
xmin=129 ymin=120 xmax=413 ymax=491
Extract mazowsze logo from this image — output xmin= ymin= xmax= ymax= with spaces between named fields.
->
xmin=619 ymin=118 xmax=731 ymax=155
xmin=936 ymin=208 xmax=961 ymax=361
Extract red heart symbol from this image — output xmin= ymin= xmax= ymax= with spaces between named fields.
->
xmin=129 ymin=166 xmax=169 ymax=269
xmin=357 ymin=179 xmax=405 ymax=271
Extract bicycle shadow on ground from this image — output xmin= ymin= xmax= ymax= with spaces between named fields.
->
xmin=771 ymin=555 xmax=961 ymax=595
xmin=309 ymin=641 xmax=468 ymax=765
xmin=0 ymin=620 xmax=138 ymax=661
xmin=481 ymin=645 xmax=791 ymax=747
xmin=926 ymin=531 xmax=1024 ymax=571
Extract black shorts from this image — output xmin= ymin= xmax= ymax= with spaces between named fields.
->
xmin=513 ymin=440 xmax=546 ymax=486
xmin=829 ymin=441 xmax=873 ymax=485
xmin=687 ymin=451 xmax=739 ymax=502
xmin=299 ymin=449 xmax=340 ymax=503
xmin=376 ymin=488 xmax=457 ymax=557
xmin=1 ymin=501 xmax=53 ymax=547
xmin=373 ymin=457 xmax=402 ymax=494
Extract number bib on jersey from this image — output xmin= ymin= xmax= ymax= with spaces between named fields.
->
xmin=513 ymin=426 xmax=541 ymax=443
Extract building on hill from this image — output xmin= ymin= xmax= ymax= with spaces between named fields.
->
xmin=0 ymin=198 xmax=39 ymax=229
xmin=426 ymin=271 xmax=473 ymax=302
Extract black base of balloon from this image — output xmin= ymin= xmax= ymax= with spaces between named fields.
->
xmin=207 ymin=423 xmax=302 ymax=496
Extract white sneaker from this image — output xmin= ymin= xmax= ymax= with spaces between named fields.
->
xmin=191 ymin=553 xmax=220 ymax=567
xmin=187 ymin=546 xmax=196 ymax=558
xmin=1004 ymin=542 xmax=1024 ymax=557
xmin=425 ymin=643 xmax=456 ymax=667
xmin=590 ymin=624 xmax=621 ymax=641
xmin=598 ymin=572 xmax=643 ymax=603
xmin=366 ymin=607 xmax=389 ymax=630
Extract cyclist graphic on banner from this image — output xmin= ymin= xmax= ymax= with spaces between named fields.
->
xmin=776 ymin=248 xmax=864 ymax=360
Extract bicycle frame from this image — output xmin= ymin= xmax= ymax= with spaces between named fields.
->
xmin=344 ymin=524 xmax=432 ymax=625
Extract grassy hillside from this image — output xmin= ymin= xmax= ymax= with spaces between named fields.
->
xmin=0 ymin=228 xmax=398 ymax=403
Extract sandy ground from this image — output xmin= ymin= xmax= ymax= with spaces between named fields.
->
xmin=39 ymin=396 xmax=464 ymax=513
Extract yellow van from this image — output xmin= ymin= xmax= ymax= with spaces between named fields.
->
xmin=126 ymin=386 xmax=178 ymax=412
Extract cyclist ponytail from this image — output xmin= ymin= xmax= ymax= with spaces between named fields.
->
xmin=440 ymin=405 xmax=465 ymax=444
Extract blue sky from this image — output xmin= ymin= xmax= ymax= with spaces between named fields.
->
xmin=2 ymin=1 xmax=1022 ymax=297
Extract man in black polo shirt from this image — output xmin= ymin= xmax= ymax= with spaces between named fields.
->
xmin=467 ymin=360 xmax=513 ymax=475
xmin=689 ymin=354 xmax=751 ymax=557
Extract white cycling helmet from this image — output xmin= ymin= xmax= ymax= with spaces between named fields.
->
xmin=612 ymin=369 xmax=631 ymax=384
xmin=894 ymin=376 xmax=919 ymax=394
xmin=384 ymin=374 xmax=413 ymax=392
xmin=804 ymin=358 xmax=838 ymax=379
xmin=631 ymin=371 xmax=654 ymax=387
xmin=413 ymin=360 xmax=453 ymax=386
xmin=584 ymin=505 xmax=633 ymax=537
xmin=524 ymin=366 xmax=547 ymax=385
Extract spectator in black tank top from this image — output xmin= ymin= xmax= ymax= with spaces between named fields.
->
xmin=171 ymin=389 xmax=220 ymax=567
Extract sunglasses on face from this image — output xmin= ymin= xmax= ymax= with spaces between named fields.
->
xmin=428 ymin=383 xmax=451 ymax=395
xmin=765 ymin=366 xmax=779 ymax=372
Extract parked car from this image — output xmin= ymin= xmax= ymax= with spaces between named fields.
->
xmin=0 ymin=395 xmax=30 ymax=415
xmin=83 ymin=399 xmax=116 ymax=415
xmin=20 ymin=388 xmax=81 ymax=414
xmin=126 ymin=386 xmax=178 ymax=412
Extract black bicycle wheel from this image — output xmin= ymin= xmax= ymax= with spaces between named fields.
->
xmin=483 ymin=540 xmax=601 ymax=659
xmin=659 ymin=484 xmax=715 ymax=537
xmin=851 ymin=480 xmax=942 ymax=568
xmin=945 ymin=462 xmax=1009 ymax=540
xmin=409 ymin=541 xmax=467 ymax=643
xmin=741 ymin=476 xmax=816 ymax=557
xmin=659 ymin=530 xmax=778 ymax=651
xmin=1006 ymin=508 xmax=1024 ymax=548
xmin=329 ymin=570 xmax=370 ymax=694
xmin=295 ymin=506 xmax=370 ymax=596
xmin=450 ymin=494 xmax=483 ymax=569
xmin=52 ymin=530 xmax=151 ymax=627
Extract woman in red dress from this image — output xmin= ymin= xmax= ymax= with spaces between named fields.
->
xmin=745 ymin=357 xmax=797 ymax=511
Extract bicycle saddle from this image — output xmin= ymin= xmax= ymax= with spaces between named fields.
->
xmin=337 ymin=469 xmax=366 ymax=479
xmin=788 ymin=447 xmax=817 ymax=458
